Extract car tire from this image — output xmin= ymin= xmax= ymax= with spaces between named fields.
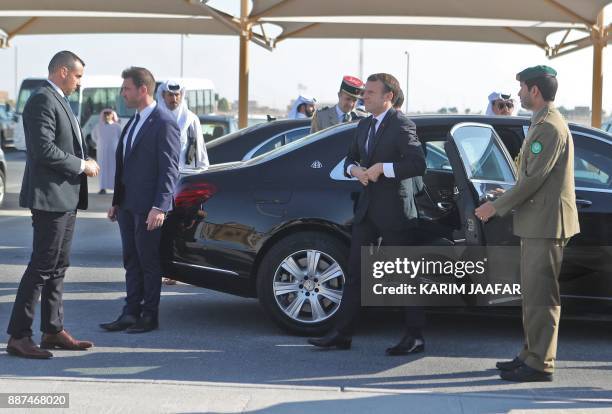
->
xmin=257 ymin=231 xmax=349 ymax=336
xmin=0 ymin=169 xmax=5 ymax=207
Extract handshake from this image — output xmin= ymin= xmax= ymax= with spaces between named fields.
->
xmin=84 ymin=159 xmax=100 ymax=177
xmin=351 ymin=163 xmax=385 ymax=186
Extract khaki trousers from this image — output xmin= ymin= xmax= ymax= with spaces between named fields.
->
xmin=518 ymin=237 xmax=567 ymax=373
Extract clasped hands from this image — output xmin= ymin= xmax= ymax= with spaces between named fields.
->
xmin=351 ymin=163 xmax=385 ymax=186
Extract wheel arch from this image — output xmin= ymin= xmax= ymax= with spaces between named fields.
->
xmin=249 ymin=219 xmax=350 ymax=294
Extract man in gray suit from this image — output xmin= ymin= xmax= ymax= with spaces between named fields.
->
xmin=6 ymin=51 xmax=99 ymax=359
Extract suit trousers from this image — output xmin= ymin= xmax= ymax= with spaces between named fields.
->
xmin=7 ymin=210 xmax=76 ymax=338
xmin=518 ymin=237 xmax=567 ymax=373
xmin=335 ymin=216 xmax=426 ymax=336
xmin=117 ymin=208 xmax=163 ymax=318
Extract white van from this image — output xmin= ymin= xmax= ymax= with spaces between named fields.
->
xmin=13 ymin=76 xmax=216 ymax=152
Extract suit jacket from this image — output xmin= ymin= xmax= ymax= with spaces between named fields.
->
xmin=343 ymin=108 xmax=426 ymax=230
xmin=492 ymin=103 xmax=579 ymax=239
xmin=112 ymin=106 xmax=180 ymax=214
xmin=19 ymin=83 xmax=88 ymax=212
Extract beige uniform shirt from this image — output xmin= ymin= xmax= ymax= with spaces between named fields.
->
xmin=492 ymin=103 xmax=580 ymax=239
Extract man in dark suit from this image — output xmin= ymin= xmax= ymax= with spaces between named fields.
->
xmin=100 ymin=67 xmax=180 ymax=333
xmin=6 ymin=51 xmax=100 ymax=359
xmin=308 ymin=73 xmax=427 ymax=354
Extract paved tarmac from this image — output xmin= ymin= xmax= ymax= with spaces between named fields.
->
xmin=1 ymin=150 xmax=612 ymax=413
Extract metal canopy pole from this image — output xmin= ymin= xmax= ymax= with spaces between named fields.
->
xmin=591 ymin=11 xmax=605 ymax=128
xmin=238 ymin=0 xmax=250 ymax=129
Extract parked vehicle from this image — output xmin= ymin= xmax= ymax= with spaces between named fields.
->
xmin=199 ymin=114 xmax=238 ymax=143
xmin=13 ymin=77 xmax=216 ymax=153
xmin=161 ymin=115 xmax=612 ymax=334
xmin=0 ymin=146 xmax=6 ymax=207
xmin=206 ymin=118 xmax=311 ymax=164
xmin=0 ymin=104 xmax=15 ymax=149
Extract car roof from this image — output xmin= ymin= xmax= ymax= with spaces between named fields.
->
xmin=206 ymin=118 xmax=311 ymax=149
xmin=250 ymin=114 xmax=612 ymax=163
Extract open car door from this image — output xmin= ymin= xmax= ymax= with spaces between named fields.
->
xmin=444 ymin=123 xmax=517 ymax=246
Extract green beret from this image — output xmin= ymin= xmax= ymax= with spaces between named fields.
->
xmin=516 ymin=65 xmax=557 ymax=81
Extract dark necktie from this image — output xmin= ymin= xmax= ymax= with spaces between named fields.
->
xmin=124 ymin=113 xmax=140 ymax=164
xmin=343 ymin=112 xmax=351 ymax=122
xmin=367 ymin=118 xmax=378 ymax=155
xmin=63 ymin=96 xmax=84 ymax=157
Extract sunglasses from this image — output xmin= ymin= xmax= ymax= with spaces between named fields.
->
xmin=103 ymin=111 xmax=112 ymax=116
xmin=494 ymin=101 xmax=514 ymax=110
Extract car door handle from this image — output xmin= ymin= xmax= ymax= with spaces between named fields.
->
xmin=437 ymin=202 xmax=453 ymax=212
xmin=576 ymin=199 xmax=592 ymax=208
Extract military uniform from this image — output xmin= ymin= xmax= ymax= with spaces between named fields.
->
xmin=310 ymin=106 xmax=367 ymax=133
xmin=492 ymin=67 xmax=579 ymax=375
xmin=310 ymin=75 xmax=366 ymax=133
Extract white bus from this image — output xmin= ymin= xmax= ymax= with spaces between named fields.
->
xmin=13 ymin=76 xmax=216 ymax=152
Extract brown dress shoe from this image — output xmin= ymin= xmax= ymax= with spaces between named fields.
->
xmin=40 ymin=330 xmax=94 ymax=350
xmin=6 ymin=337 xmax=53 ymax=359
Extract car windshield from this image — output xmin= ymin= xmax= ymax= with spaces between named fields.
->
xmin=243 ymin=122 xmax=356 ymax=166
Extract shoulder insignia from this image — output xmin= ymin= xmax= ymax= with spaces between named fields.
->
xmin=530 ymin=140 xmax=543 ymax=154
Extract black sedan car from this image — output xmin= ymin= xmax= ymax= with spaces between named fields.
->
xmin=206 ymin=119 xmax=311 ymax=164
xmin=162 ymin=115 xmax=612 ymax=335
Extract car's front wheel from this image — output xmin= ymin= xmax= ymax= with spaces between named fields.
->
xmin=257 ymin=231 xmax=348 ymax=336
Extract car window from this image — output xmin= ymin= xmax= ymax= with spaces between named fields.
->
xmin=425 ymin=141 xmax=451 ymax=171
xmin=201 ymin=122 xmax=228 ymax=142
xmin=252 ymin=135 xmax=285 ymax=158
xmin=451 ymin=124 xmax=515 ymax=183
xmin=573 ymin=134 xmax=612 ymax=189
xmin=285 ymin=127 xmax=310 ymax=143
xmin=244 ymin=122 xmax=356 ymax=166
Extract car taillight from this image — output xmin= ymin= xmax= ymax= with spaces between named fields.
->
xmin=174 ymin=182 xmax=217 ymax=208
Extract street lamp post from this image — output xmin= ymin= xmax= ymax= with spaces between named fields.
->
xmin=180 ymin=34 xmax=184 ymax=78
xmin=404 ymin=51 xmax=409 ymax=113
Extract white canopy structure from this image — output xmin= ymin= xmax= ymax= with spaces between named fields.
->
xmin=0 ymin=0 xmax=609 ymax=127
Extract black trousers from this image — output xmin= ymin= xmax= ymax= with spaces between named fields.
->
xmin=335 ymin=216 xmax=426 ymax=337
xmin=7 ymin=210 xmax=76 ymax=338
xmin=117 ymin=208 xmax=163 ymax=318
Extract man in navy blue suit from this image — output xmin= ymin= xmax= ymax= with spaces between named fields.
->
xmin=100 ymin=67 xmax=180 ymax=333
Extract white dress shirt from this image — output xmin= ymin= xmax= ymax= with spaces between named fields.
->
xmin=47 ymin=80 xmax=85 ymax=173
xmin=347 ymin=107 xmax=395 ymax=178
xmin=122 ymin=101 xmax=157 ymax=158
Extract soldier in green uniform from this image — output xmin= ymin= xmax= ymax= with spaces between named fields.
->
xmin=475 ymin=65 xmax=580 ymax=382
xmin=310 ymin=76 xmax=366 ymax=133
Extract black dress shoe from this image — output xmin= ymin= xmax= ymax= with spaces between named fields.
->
xmin=125 ymin=315 xmax=158 ymax=334
xmin=496 ymin=357 xmax=524 ymax=371
xmin=99 ymin=314 xmax=139 ymax=332
xmin=385 ymin=335 xmax=425 ymax=356
xmin=307 ymin=331 xmax=351 ymax=349
xmin=500 ymin=364 xmax=553 ymax=382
